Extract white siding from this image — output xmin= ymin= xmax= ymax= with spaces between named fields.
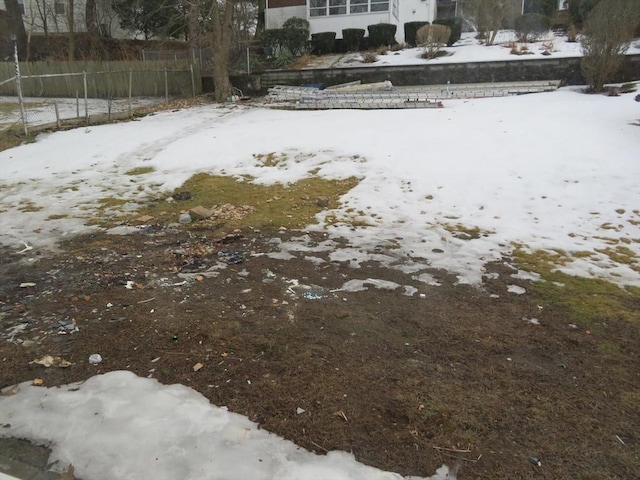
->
xmin=264 ymin=0 xmax=438 ymax=43
xmin=396 ymin=0 xmax=436 ymax=42
xmin=309 ymin=11 xmax=391 ymax=39
xmin=265 ymin=5 xmax=307 ymax=30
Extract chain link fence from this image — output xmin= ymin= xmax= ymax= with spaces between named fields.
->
xmin=0 ymin=61 xmax=202 ymax=135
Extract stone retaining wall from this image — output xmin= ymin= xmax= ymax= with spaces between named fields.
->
xmin=222 ymin=54 xmax=640 ymax=95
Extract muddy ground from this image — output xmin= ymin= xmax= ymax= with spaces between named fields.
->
xmin=1 ymin=222 xmax=639 ymax=480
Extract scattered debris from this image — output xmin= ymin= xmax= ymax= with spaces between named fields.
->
xmin=136 ymin=215 xmax=154 ymax=223
xmin=88 ymin=354 xmax=103 ymax=365
xmin=31 ymin=355 xmax=72 ymax=368
xmin=335 ymin=410 xmax=349 ymax=422
xmin=218 ymin=249 xmax=244 ymax=265
xmin=172 ymin=191 xmax=192 ymax=201
xmin=615 ymin=434 xmax=626 ymax=446
xmin=19 ymin=282 xmax=36 ymax=288
xmin=529 ymin=456 xmax=542 ymax=467
xmin=296 ymin=407 xmax=306 ymax=415
xmin=17 ymin=241 xmax=33 ymax=253
xmin=192 ymin=362 xmax=204 ymax=372
xmin=32 ymin=378 xmax=44 ymax=386
xmin=507 ymin=285 xmax=526 ymax=295
xmin=189 ymin=206 xmax=213 ymax=221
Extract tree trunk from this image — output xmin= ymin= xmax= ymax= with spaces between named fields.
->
xmin=211 ymin=51 xmax=231 ymax=102
xmin=4 ymin=0 xmax=27 ymax=58
xmin=255 ymin=0 xmax=265 ymax=39
xmin=188 ymin=1 xmax=200 ymax=64
xmin=210 ymin=1 xmax=236 ymax=102
xmin=68 ymin=0 xmax=75 ymax=61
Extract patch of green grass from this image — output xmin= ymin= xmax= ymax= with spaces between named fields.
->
xmin=18 ymin=201 xmax=43 ymax=212
xmin=443 ymin=223 xmax=493 ymax=240
xmin=140 ymin=173 xmax=360 ymax=230
xmin=125 ymin=166 xmax=156 ymax=176
xmin=46 ymin=214 xmax=69 ymax=220
xmin=512 ymin=247 xmax=640 ymax=329
xmin=0 ymin=127 xmax=37 ymax=152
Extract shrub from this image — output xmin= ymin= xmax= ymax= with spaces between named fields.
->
xmin=342 ymin=28 xmax=365 ymax=51
xmin=262 ymin=29 xmax=285 ymax=57
xmin=416 ymin=24 xmax=450 ymax=59
xmin=581 ymin=0 xmax=640 ymax=92
xmin=282 ymin=16 xmax=309 ymax=31
xmin=515 ymin=13 xmax=551 ymax=42
xmin=404 ymin=21 xmax=429 ymax=47
xmin=433 ymin=17 xmax=463 ymax=46
xmin=282 ymin=17 xmax=310 ymax=56
xmin=360 ymin=51 xmax=379 ymax=63
xmin=368 ymin=23 xmax=397 ymax=48
xmin=550 ymin=9 xmax=573 ymax=32
xmin=311 ymin=32 xmax=337 ymax=55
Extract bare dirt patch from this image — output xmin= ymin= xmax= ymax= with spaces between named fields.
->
xmin=1 ymin=221 xmax=639 ymax=479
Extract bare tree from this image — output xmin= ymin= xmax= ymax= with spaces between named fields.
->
xmin=464 ymin=0 xmax=520 ymax=46
xmin=208 ymin=0 xmax=237 ymax=101
xmin=580 ymin=0 xmax=640 ymax=92
xmin=4 ymin=0 xmax=28 ymax=57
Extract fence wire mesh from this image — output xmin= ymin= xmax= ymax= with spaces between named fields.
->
xmin=0 ymin=65 xmax=199 ymax=134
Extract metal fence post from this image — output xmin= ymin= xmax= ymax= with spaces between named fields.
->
xmin=190 ymin=64 xmax=195 ymax=98
xmin=13 ymin=37 xmax=28 ymax=135
xmin=83 ymin=71 xmax=89 ymax=125
xmin=164 ymin=68 xmax=169 ymax=103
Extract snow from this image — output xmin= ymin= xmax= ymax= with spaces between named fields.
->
xmin=1 ymin=87 xmax=639 ymax=287
xmin=0 ymin=371 xmax=449 ymax=480
xmin=0 ymin=67 xmax=639 ymax=479
xmin=334 ymin=31 xmax=640 ymax=68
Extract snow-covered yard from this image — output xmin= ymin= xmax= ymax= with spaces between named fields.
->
xmin=0 ymin=80 xmax=639 ymax=479
xmin=333 ymin=30 xmax=640 ymax=67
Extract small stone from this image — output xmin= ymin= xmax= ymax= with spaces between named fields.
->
xmin=173 ymin=191 xmax=192 ymax=201
xmin=88 ymin=354 xmax=102 ymax=365
xmin=189 ymin=206 xmax=213 ymax=221
xmin=316 ymin=197 xmax=329 ymax=208
xmin=193 ymin=362 xmax=204 ymax=372
xmin=136 ymin=215 xmax=154 ymax=223
xmin=179 ymin=213 xmax=192 ymax=224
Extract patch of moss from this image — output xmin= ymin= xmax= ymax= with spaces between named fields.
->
xmin=139 ymin=173 xmax=360 ymax=230
xmin=443 ymin=223 xmax=493 ymax=240
xmin=18 ymin=201 xmax=43 ymax=212
xmin=512 ymin=247 xmax=640 ymax=329
xmin=46 ymin=214 xmax=69 ymax=220
xmin=0 ymin=127 xmax=37 ymax=153
xmin=125 ymin=166 xmax=156 ymax=176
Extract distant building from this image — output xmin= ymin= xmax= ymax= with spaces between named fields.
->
xmin=0 ymin=0 xmax=130 ymax=38
xmin=266 ymin=0 xmax=464 ymax=44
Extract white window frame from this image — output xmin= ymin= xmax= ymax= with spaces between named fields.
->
xmin=310 ymin=0 xmax=389 ymax=17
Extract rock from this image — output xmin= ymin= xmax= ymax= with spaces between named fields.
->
xmin=173 ymin=191 xmax=192 ymax=201
xmin=179 ymin=213 xmax=192 ymax=224
xmin=136 ymin=215 xmax=154 ymax=223
xmin=316 ymin=196 xmax=329 ymax=208
xmin=189 ymin=206 xmax=213 ymax=221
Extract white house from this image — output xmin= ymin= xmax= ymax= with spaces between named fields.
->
xmin=265 ymin=0 xmax=460 ymax=44
xmin=0 ymin=0 xmax=129 ymax=38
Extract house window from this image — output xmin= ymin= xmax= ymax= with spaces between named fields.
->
xmin=350 ymin=0 xmax=368 ymax=14
xmin=54 ymin=0 xmax=65 ymax=15
xmin=311 ymin=0 xmax=388 ymax=17
xmin=370 ymin=0 xmax=389 ymax=12
xmin=17 ymin=0 xmax=25 ymax=15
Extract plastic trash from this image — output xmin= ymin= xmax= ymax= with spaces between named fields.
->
xmin=88 ymin=354 xmax=102 ymax=365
